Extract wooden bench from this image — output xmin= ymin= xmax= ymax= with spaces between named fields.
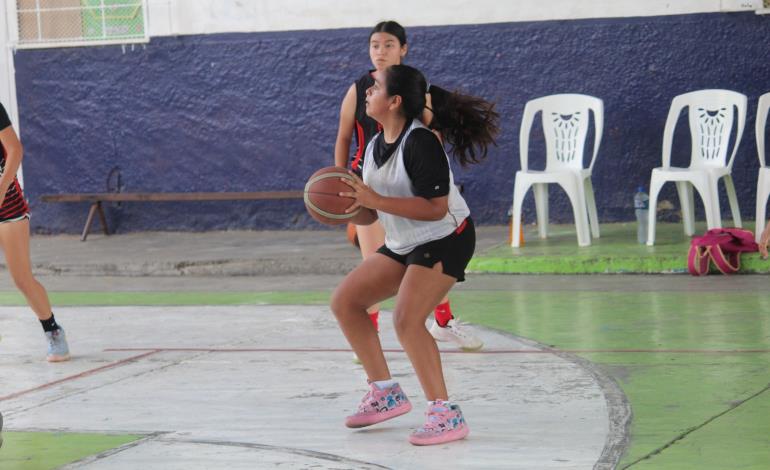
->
xmin=40 ymin=191 xmax=304 ymax=241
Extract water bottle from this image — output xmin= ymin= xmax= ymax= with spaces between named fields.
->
xmin=634 ymin=186 xmax=649 ymax=244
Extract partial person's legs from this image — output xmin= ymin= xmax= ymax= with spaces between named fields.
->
xmin=331 ymin=253 xmax=403 ymax=380
xmin=331 ymin=254 xmax=411 ymax=427
xmin=357 ymin=221 xmax=481 ymax=348
xmin=428 ymin=219 xmax=483 ymax=350
xmin=394 ymin=262 xmax=470 ymax=445
xmin=433 ymin=296 xmax=453 ymax=326
xmin=355 ymin=220 xmax=386 ymax=328
xmin=393 ymin=264 xmax=456 ymax=400
xmin=356 ymin=221 xmax=481 ymax=349
xmin=430 ymin=294 xmax=484 ymax=350
xmin=0 ymin=219 xmax=52 ymax=318
xmin=0 ymin=219 xmax=69 ymax=362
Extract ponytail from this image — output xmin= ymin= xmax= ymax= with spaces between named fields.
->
xmin=385 ymin=64 xmax=499 ymax=167
xmin=427 ymin=85 xmax=499 ymax=167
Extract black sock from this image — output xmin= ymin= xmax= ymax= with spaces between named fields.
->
xmin=40 ymin=314 xmax=60 ymax=332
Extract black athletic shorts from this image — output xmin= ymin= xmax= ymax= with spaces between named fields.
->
xmin=377 ymin=217 xmax=475 ymax=282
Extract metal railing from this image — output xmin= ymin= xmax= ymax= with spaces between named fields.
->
xmin=13 ymin=0 xmax=148 ymax=49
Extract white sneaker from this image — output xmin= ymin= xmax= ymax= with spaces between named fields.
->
xmin=430 ymin=319 xmax=483 ymax=351
xmin=45 ymin=327 xmax=71 ymax=362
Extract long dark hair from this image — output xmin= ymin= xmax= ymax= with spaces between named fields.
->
xmin=385 ymin=64 xmax=498 ymax=166
xmin=369 ymin=21 xmax=407 ymax=46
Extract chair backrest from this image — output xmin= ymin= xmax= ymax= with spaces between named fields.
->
xmin=756 ymin=92 xmax=770 ymax=168
xmin=519 ymin=94 xmax=603 ymax=172
xmin=661 ymin=89 xmax=747 ymax=170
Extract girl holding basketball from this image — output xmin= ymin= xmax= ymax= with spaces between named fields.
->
xmin=334 ymin=20 xmax=483 ymax=351
xmin=0 ymin=102 xmax=70 ymax=362
xmin=330 ymin=64 xmax=498 ymax=445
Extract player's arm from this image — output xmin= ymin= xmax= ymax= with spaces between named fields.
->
xmin=341 ymin=173 xmax=448 ymax=221
xmin=334 ymin=84 xmax=357 ymax=168
xmin=340 ymin=129 xmax=450 ymax=221
xmin=369 ymin=193 xmax=448 ymax=221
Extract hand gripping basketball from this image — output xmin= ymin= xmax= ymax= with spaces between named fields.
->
xmin=303 ymin=166 xmax=378 ymax=226
xmin=339 ymin=171 xmax=378 ymax=225
xmin=338 ymin=171 xmax=378 ymax=213
xmin=304 ymin=166 xmax=360 ymax=225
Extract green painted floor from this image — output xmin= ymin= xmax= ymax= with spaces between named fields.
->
xmin=0 ymin=432 xmax=141 ymax=470
xmin=3 ymin=287 xmax=769 ymax=468
xmin=450 ymin=291 xmax=770 ymax=469
xmin=0 ymin=291 xmax=331 ymax=307
xmin=470 ymin=222 xmax=770 ymax=274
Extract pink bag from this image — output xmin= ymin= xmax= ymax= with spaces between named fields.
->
xmin=687 ymin=228 xmax=759 ymax=276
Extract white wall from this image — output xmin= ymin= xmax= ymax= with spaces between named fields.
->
xmin=147 ymin=0 xmax=762 ymax=37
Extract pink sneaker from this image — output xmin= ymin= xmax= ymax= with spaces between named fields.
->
xmin=345 ymin=382 xmax=412 ymax=428
xmin=409 ymin=401 xmax=469 ymax=446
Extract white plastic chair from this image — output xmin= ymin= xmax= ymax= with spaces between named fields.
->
xmin=646 ymin=90 xmax=747 ymax=246
xmin=511 ymin=94 xmax=603 ymax=247
xmin=756 ymin=92 xmax=770 ymax=243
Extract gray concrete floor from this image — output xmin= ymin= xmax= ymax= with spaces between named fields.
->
xmin=2 ymin=306 xmax=612 ymax=469
xmin=5 ymin=228 xmax=758 ymax=468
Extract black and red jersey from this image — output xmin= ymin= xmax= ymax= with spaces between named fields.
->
xmin=350 ymin=71 xmax=382 ymax=172
xmin=0 ymin=103 xmax=29 ymax=220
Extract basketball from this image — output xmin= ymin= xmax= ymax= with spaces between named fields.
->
xmin=304 ymin=166 xmax=359 ymax=225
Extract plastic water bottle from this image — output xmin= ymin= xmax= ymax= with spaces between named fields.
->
xmin=634 ymin=186 xmax=649 ymax=244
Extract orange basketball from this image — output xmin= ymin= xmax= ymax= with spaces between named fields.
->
xmin=304 ymin=166 xmax=359 ymax=225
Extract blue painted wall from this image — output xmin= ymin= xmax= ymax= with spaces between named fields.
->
xmin=13 ymin=12 xmax=770 ymax=233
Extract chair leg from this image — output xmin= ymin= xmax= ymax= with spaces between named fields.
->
xmin=723 ymin=175 xmax=742 ymax=228
xmin=511 ymin=174 xmax=531 ymax=248
xmin=756 ymin=195 xmax=769 ymax=244
xmin=707 ymin=176 xmax=722 ymax=229
xmin=690 ymin=176 xmax=720 ymax=230
xmin=561 ymin=177 xmax=591 ymax=247
xmin=533 ymin=183 xmax=549 ymax=239
xmin=756 ymin=170 xmax=770 ymax=243
xmin=646 ymin=173 xmax=664 ymax=246
xmin=675 ymin=181 xmax=695 ymax=236
xmin=584 ymin=177 xmax=600 ymax=238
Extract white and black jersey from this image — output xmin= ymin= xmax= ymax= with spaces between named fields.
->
xmin=362 ymin=119 xmax=470 ymax=255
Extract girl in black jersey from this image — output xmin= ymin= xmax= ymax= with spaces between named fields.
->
xmin=0 ymin=103 xmax=70 ymax=362
xmin=331 ymin=64 xmax=498 ymax=445
xmin=334 ymin=20 xmax=483 ymax=351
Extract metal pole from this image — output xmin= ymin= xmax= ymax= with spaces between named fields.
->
xmin=101 ymin=0 xmax=107 ymax=39
xmin=35 ymin=0 xmax=42 ymax=41
xmin=0 ymin=1 xmax=23 ymax=188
